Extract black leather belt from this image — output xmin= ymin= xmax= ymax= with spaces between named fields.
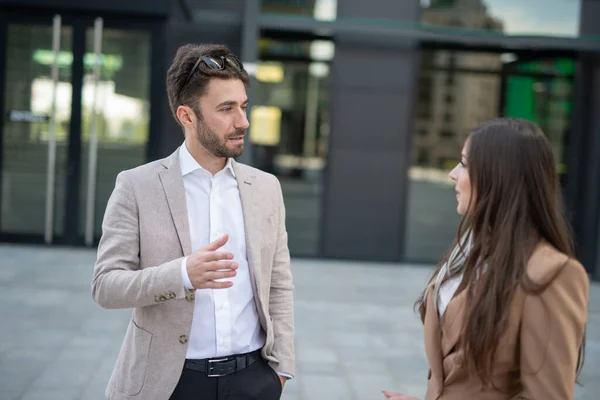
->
xmin=184 ymin=349 xmax=262 ymax=377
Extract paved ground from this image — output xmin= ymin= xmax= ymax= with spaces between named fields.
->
xmin=0 ymin=243 xmax=599 ymax=400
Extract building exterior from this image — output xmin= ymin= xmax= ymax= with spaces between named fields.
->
xmin=1 ymin=0 xmax=600 ymax=279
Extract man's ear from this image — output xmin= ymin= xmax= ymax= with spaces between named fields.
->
xmin=176 ymin=105 xmax=196 ymax=129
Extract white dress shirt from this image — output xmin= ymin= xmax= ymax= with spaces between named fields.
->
xmin=178 ymin=143 xmax=265 ymax=360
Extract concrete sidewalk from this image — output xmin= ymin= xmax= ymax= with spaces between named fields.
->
xmin=0 ymin=243 xmax=598 ymax=400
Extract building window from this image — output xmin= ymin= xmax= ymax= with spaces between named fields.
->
xmin=408 ymin=51 xmax=504 ymax=262
xmin=420 ymin=0 xmax=580 ymax=39
xmin=253 ymin=37 xmax=334 ymax=257
xmin=417 ymin=149 xmax=430 ymax=165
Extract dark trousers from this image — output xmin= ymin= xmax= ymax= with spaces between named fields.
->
xmin=169 ymin=357 xmax=283 ymax=400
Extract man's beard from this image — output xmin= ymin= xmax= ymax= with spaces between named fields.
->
xmin=196 ymin=123 xmax=245 ymax=158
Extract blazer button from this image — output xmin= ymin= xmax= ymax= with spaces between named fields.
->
xmin=179 ymin=335 xmax=188 ymax=344
xmin=186 ymin=292 xmax=195 ymax=302
xmin=159 ymin=295 xmax=167 ymax=302
xmin=169 ymin=292 xmax=176 ymax=299
xmin=154 ymin=295 xmax=161 ymax=303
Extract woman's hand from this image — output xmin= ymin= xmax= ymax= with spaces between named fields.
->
xmin=382 ymin=390 xmax=420 ymax=400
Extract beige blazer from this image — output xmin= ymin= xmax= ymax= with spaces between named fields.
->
xmin=91 ymin=149 xmax=295 ymax=400
xmin=423 ymin=242 xmax=589 ymax=400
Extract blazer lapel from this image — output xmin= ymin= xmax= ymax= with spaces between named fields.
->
xmin=232 ymin=161 xmax=263 ymax=303
xmin=424 ymin=286 xmax=445 ymax=393
xmin=158 ymin=149 xmax=192 ymax=256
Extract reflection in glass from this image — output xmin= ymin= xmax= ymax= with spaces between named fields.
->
xmin=262 ymin=0 xmax=337 ymax=20
xmin=79 ymin=28 xmax=151 ymax=240
xmin=1 ymin=24 xmax=72 ymax=236
xmin=253 ymin=39 xmax=333 ymax=256
xmin=502 ymin=58 xmax=574 ymax=182
xmin=405 ymin=49 xmax=576 ymax=262
xmin=421 ymin=0 xmax=581 ymax=38
xmin=406 ymin=50 xmax=503 ymax=261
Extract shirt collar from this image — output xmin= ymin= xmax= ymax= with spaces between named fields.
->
xmin=178 ymin=142 xmax=236 ymax=178
xmin=224 ymin=157 xmax=236 ymax=177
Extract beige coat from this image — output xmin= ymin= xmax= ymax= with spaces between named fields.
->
xmin=423 ymin=242 xmax=588 ymax=400
xmin=91 ymin=149 xmax=294 ymax=400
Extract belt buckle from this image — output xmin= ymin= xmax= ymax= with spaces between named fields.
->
xmin=207 ymin=358 xmax=229 ymax=377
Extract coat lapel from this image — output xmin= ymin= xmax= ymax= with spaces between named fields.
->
xmin=232 ymin=161 xmax=263 ymax=303
xmin=158 ymin=149 xmax=192 ymax=256
xmin=424 ymin=286 xmax=445 ymax=393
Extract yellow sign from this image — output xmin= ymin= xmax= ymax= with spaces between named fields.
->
xmin=250 ymin=106 xmax=282 ymax=146
xmin=255 ymin=63 xmax=284 ymax=83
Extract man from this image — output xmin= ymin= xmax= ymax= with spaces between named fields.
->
xmin=91 ymin=43 xmax=294 ymax=400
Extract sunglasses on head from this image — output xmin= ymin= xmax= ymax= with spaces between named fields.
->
xmin=182 ymin=55 xmax=244 ymax=89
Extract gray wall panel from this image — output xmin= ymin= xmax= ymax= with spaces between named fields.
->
xmin=575 ymin=0 xmax=600 ymax=279
xmin=321 ymin=0 xmax=420 ymax=261
xmin=328 ymin=89 xmax=412 ymax=151
xmin=580 ymin=0 xmax=600 ymax=35
xmin=322 ymin=149 xmax=407 ymax=260
xmin=332 ymin=47 xmax=417 ymax=90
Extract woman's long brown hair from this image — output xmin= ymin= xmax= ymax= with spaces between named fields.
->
xmin=414 ymin=118 xmax=584 ymax=387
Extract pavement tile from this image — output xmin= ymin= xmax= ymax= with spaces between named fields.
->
xmin=0 ymin=244 xmax=598 ymax=400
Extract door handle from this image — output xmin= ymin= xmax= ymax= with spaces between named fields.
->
xmin=44 ymin=14 xmax=62 ymax=244
xmin=84 ymin=16 xmax=104 ymax=246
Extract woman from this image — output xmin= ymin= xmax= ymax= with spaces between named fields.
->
xmin=383 ymin=118 xmax=589 ymax=400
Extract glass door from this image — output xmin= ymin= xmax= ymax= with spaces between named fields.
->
xmin=0 ymin=17 xmax=73 ymax=242
xmin=0 ymin=12 xmax=154 ymax=245
xmin=79 ymin=22 xmax=151 ymax=244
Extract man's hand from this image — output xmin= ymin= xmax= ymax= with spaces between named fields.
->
xmin=186 ymin=235 xmax=238 ymax=289
xmin=382 ymin=390 xmax=420 ymax=400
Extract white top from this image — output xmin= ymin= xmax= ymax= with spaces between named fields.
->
xmin=437 ymin=273 xmax=463 ymax=317
xmin=178 ymin=143 xmax=265 ymax=360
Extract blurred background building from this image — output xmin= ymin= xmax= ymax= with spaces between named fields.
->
xmin=1 ymin=0 xmax=600 ymax=278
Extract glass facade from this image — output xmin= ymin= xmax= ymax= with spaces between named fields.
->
xmin=1 ymin=24 xmax=73 ymax=236
xmin=1 ymin=0 xmax=596 ymax=272
xmin=406 ymin=50 xmax=503 ymax=261
xmin=0 ymin=19 xmax=152 ymax=243
xmin=78 ymin=28 xmax=151 ymax=239
xmin=252 ymin=37 xmax=333 ymax=256
xmin=421 ymin=0 xmax=582 ymax=38
xmin=502 ymin=58 xmax=574 ymax=184
xmin=262 ymin=0 xmax=337 ymax=20
xmin=405 ymin=49 xmax=575 ymax=262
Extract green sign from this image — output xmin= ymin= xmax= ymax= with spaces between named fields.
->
xmin=32 ymin=50 xmax=123 ymax=71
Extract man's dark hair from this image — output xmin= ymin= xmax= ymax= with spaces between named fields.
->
xmin=166 ymin=43 xmax=250 ymax=126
